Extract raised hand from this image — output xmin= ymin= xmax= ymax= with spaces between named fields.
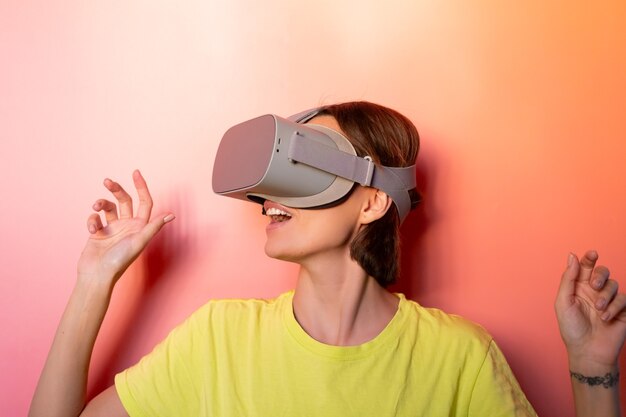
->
xmin=77 ymin=170 xmax=174 ymax=284
xmin=555 ymin=250 xmax=626 ymax=370
xmin=30 ymin=170 xmax=173 ymax=417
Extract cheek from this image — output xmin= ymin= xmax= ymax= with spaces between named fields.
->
xmin=307 ymin=219 xmax=355 ymax=248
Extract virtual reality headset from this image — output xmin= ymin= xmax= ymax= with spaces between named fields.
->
xmin=212 ymin=108 xmax=419 ymax=223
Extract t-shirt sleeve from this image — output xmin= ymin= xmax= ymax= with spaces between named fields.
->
xmin=114 ymin=310 xmax=206 ymax=417
xmin=468 ymin=340 xmax=538 ymax=417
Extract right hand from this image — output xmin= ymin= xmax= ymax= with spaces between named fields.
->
xmin=555 ymin=251 xmax=626 ymax=370
xmin=77 ymin=170 xmax=174 ymax=284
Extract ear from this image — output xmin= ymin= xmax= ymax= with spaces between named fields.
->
xmin=360 ymin=188 xmax=392 ymax=225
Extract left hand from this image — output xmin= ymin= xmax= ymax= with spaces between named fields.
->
xmin=555 ymin=250 xmax=626 ymax=369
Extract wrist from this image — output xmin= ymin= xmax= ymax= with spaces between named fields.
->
xmin=568 ymin=354 xmax=619 ymax=376
xmin=570 ymin=369 xmax=620 ymax=389
xmin=75 ymin=273 xmax=116 ymax=299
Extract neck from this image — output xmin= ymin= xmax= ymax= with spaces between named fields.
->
xmin=292 ymin=248 xmax=399 ymax=346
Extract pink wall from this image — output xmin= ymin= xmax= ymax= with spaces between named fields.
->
xmin=2 ymin=1 xmax=625 ymax=415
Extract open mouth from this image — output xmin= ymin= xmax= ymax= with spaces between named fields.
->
xmin=265 ymin=207 xmax=292 ymax=223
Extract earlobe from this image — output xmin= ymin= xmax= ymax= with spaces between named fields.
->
xmin=361 ymin=189 xmax=392 ymax=224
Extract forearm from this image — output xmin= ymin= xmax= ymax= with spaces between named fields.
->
xmin=569 ymin=358 xmax=621 ymax=417
xmin=29 ymin=276 xmax=114 ymax=417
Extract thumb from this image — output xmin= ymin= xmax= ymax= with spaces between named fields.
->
xmin=555 ymin=253 xmax=580 ymax=310
xmin=137 ymin=213 xmax=175 ymax=247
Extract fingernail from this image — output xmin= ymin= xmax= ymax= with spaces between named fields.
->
xmin=602 ymin=312 xmax=610 ymax=321
xmin=89 ymin=225 xmax=96 ymax=234
xmin=593 ymin=279 xmax=602 ymax=289
xmin=568 ymin=253 xmax=575 ymax=267
xmin=164 ymin=214 xmax=175 ymax=223
xmin=596 ymin=298 xmax=606 ymax=310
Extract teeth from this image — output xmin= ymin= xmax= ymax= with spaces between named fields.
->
xmin=266 ymin=207 xmax=292 ymax=217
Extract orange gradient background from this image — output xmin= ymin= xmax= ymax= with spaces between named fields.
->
xmin=2 ymin=1 xmax=625 ymax=416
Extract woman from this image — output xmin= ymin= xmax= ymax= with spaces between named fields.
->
xmin=30 ymin=102 xmax=626 ymax=416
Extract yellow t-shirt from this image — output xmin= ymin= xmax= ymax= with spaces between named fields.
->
xmin=115 ymin=292 xmax=536 ymax=416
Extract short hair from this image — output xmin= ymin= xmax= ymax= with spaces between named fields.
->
xmin=316 ymin=101 xmax=420 ymax=287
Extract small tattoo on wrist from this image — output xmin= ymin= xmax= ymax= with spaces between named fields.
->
xmin=570 ymin=370 xmax=620 ymax=388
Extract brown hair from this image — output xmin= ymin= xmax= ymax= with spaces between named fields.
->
xmin=317 ymin=101 xmax=420 ymax=286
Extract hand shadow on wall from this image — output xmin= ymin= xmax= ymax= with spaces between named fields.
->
xmin=87 ymin=188 xmax=197 ymax=398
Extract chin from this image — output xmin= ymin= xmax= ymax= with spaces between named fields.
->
xmin=264 ymin=241 xmax=305 ymax=264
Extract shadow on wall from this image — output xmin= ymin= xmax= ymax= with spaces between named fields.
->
xmin=390 ymin=154 xmax=436 ymax=302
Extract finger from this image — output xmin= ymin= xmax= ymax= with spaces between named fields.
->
xmin=104 ymin=178 xmax=133 ymax=219
xmin=590 ymin=265 xmax=610 ymax=291
xmin=601 ymin=293 xmax=626 ymax=322
xmin=594 ymin=279 xmax=618 ymax=311
xmin=92 ymin=199 xmax=118 ymax=223
xmin=556 ymin=253 xmax=580 ymax=309
xmin=87 ymin=213 xmax=103 ymax=234
xmin=133 ymin=170 xmax=153 ymax=221
xmin=134 ymin=213 xmax=175 ymax=248
xmin=578 ymin=250 xmax=599 ymax=284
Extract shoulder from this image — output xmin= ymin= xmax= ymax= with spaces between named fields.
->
xmin=153 ymin=292 xmax=291 ymax=354
xmin=181 ymin=291 xmax=291 ymax=331
xmin=399 ymin=295 xmax=493 ymax=356
xmin=199 ymin=291 xmax=290 ymax=315
xmin=402 ymin=296 xmax=492 ymax=341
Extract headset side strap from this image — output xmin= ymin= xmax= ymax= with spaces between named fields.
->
xmin=288 ymin=132 xmax=416 ymax=221
xmin=288 ymin=132 xmax=374 ymax=186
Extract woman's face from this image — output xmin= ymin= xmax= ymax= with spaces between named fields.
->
xmin=263 ymin=115 xmax=371 ymax=263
